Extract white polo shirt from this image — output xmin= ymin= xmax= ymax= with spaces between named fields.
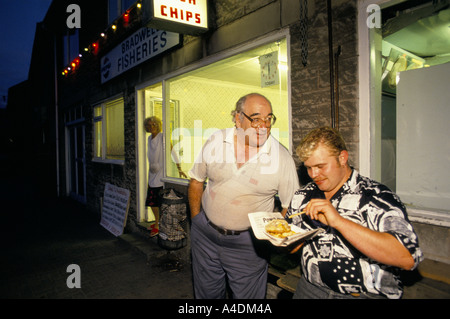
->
xmin=189 ymin=128 xmax=299 ymax=230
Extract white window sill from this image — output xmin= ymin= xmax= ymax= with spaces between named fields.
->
xmin=407 ymin=206 xmax=450 ymax=227
xmin=161 ymin=177 xmax=190 ymax=186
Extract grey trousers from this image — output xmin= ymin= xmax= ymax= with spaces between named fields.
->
xmin=191 ymin=210 xmax=268 ymax=299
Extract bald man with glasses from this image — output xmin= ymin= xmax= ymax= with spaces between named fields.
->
xmin=188 ymin=93 xmax=299 ymax=299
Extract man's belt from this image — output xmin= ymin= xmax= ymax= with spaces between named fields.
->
xmin=205 ymin=215 xmax=249 ymax=236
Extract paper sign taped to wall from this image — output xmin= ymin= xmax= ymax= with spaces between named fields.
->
xmin=100 ymin=183 xmax=130 ymax=236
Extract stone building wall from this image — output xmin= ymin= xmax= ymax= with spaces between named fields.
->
xmin=290 ymin=0 xmax=359 ymax=169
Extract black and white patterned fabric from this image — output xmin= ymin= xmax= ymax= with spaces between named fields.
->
xmin=288 ymin=170 xmax=423 ymax=299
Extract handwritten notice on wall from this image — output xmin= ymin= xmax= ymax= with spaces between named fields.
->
xmin=100 ymin=183 xmax=130 ymax=236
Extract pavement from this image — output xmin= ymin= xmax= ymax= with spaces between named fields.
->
xmin=0 ymin=169 xmax=194 ymax=299
xmin=1 ymin=157 xmax=449 ymax=302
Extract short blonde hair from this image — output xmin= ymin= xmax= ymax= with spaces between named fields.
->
xmin=144 ymin=116 xmax=162 ymax=130
xmin=296 ymin=126 xmax=347 ymax=162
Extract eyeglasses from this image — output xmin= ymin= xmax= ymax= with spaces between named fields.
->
xmin=241 ymin=112 xmax=276 ymax=128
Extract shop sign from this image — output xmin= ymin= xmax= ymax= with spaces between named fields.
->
xmin=142 ymin=0 xmax=208 ymax=35
xmin=100 ymin=27 xmax=180 ymax=83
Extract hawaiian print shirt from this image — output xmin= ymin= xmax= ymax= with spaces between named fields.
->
xmin=287 ymin=170 xmax=423 ymax=299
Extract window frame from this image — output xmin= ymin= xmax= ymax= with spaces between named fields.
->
xmin=62 ymin=29 xmax=79 ymax=67
xmin=92 ymin=96 xmax=125 ymax=165
xmin=357 ymin=0 xmax=450 ymax=226
xmin=135 ymin=29 xmax=292 ymax=223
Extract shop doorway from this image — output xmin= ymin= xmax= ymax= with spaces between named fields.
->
xmin=66 ymin=121 xmax=86 ymax=203
xmin=136 ymin=82 xmax=162 ymax=223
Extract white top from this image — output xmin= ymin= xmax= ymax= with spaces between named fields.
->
xmin=147 ymin=133 xmax=163 ymax=187
xmin=189 ymin=128 xmax=299 ymax=230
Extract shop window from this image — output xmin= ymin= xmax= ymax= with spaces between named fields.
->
xmin=62 ymin=29 xmax=79 ymax=66
xmin=166 ymin=39 xmax=290 ymax=179
xmin=139 ymin=37 xmax=290 ymax=181
xmin=364 ymin=0 xmax=450 ymax=215
xmin=93 ymin=97 xmax=125 ymax=163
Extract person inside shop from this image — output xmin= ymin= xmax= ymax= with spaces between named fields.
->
xmin=287 ymin=126 xmax=423 ymax=299
xmin=188 ymin=93 xmax=299 ymax=299
xmin=144 ymin=116 xmax=187 ymax=237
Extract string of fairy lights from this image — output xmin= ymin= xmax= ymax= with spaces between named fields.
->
xmin=61 ymin=1 xmax=142 ymax=77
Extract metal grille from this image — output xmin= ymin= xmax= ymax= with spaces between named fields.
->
xmin=159 ymin=189 xmax=187 ymax=242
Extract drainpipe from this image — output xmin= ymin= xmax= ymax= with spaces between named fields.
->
xmin=54 ymin=35 xmax=60 ymax=197
xmin=334 ymin=45 xmax=341 ymax=131
xmin=327 ymin=0 xmax=335 ymax=129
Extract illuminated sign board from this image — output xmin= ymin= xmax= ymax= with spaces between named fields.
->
xmin=143 ymin=0 xmax=208 ymax=35
xmin=100 ymin=28 xmax=180 ymax=83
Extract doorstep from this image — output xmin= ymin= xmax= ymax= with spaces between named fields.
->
xmin=418 ymin=259 xmax=450 ymax=285
xmin=118 ymin=232 xmax=166 ymax=262
xmin=136 ymin=220 xmax=155 ymax=231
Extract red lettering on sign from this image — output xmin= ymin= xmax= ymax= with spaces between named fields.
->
xmin=170 ymin=7 xmax=178 ymax=19
xmin=159 ymin=5 xmax=202 ymax=25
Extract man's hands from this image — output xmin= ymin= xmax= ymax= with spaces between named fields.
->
xmin=295 ymin=198 xmax=415 ymax=270
xmin=302 ymin=198 xmax=344 ymax=228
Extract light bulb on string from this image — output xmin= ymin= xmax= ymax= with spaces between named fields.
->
xmin=91 ymin=41 xmax=99 ymax=55
xmin=63 ymin=2 xmax=142 ymax=78
xmin=123 ymin=11 xmax=130 ymax=26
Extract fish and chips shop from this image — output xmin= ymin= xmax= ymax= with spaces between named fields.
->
xmin=22 ymin=0 xmax=448 ymax=291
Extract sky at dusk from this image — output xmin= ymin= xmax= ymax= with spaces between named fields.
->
xmin=0 ymin=0 xmax=53 ymax=108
